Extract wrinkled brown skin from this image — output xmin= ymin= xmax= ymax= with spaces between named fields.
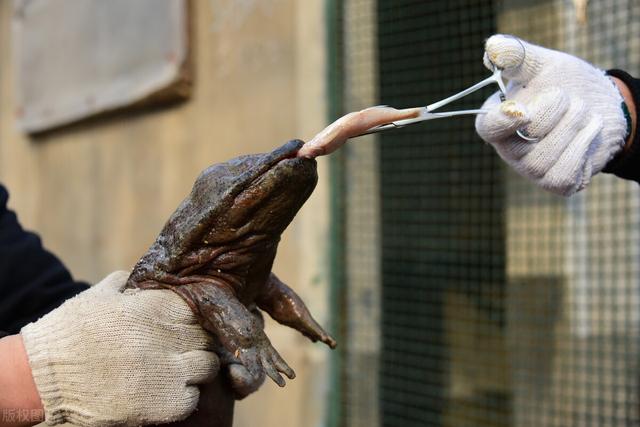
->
xmin=125 ymin=140 xmax=336 ymax=404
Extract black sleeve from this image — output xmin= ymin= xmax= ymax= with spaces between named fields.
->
xmin=602 ymin=69 xmax=640 ymax=183
xmin=0 ymin=184 xmax=89 ymax=335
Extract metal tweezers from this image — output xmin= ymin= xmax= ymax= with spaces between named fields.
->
xmin=358 ymin=65 xmax=533 ymax=141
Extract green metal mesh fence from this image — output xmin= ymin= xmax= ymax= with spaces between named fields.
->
xmin=337 ymin=0 xmax=640 ymax=426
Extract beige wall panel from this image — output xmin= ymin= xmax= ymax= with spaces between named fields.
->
xmin=13 ymin=0 xmax=190 ymax=133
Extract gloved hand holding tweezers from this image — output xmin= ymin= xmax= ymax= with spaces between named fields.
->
xmin=475 ymin=34 xmax=631 ymax=196
xmin=299 ymin=34 xmax=632 ymax=197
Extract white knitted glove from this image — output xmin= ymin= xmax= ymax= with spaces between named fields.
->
xmin=21 ymin=271 xmax=219 ymax=427
xmin=475 ymin=34 xmax=628 ymax=196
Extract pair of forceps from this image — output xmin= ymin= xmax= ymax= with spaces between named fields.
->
xmin=358 ymin=65 xmax=534 ymax=141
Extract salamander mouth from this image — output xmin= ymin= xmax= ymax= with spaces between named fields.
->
xmin=255 ymin=140 xmax=316 ymax=184
xmin=270 ymin=140 xmax=305 ymax=163
xmin=244 ymin=140 xmax=307 ymax=183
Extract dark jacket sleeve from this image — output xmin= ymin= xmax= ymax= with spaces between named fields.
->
xmin=0 ymin=184 xmax=89 ymax=335
xmin=602 ymin=69 xmax=640 ymax=183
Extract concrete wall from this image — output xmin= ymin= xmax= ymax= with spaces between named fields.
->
xmin=0 ymin=1 xmax=333 ymax=426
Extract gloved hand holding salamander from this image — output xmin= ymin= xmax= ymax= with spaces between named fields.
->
xmin=123 ymin=103 xmax=421 ymax=398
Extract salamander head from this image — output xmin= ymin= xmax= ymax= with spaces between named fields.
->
xmin=129 ymin=140 xmax=317 ymax=283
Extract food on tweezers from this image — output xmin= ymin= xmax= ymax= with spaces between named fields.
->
xmin=297 ymin=106 xmax=421 ymax=158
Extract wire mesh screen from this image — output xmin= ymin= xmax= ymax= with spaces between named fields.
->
xmin=338 ymin=0 xmax=640 ymax=426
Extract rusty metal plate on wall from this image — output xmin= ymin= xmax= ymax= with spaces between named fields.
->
xmin=12 ymin=0 xmax=190 ymax=133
